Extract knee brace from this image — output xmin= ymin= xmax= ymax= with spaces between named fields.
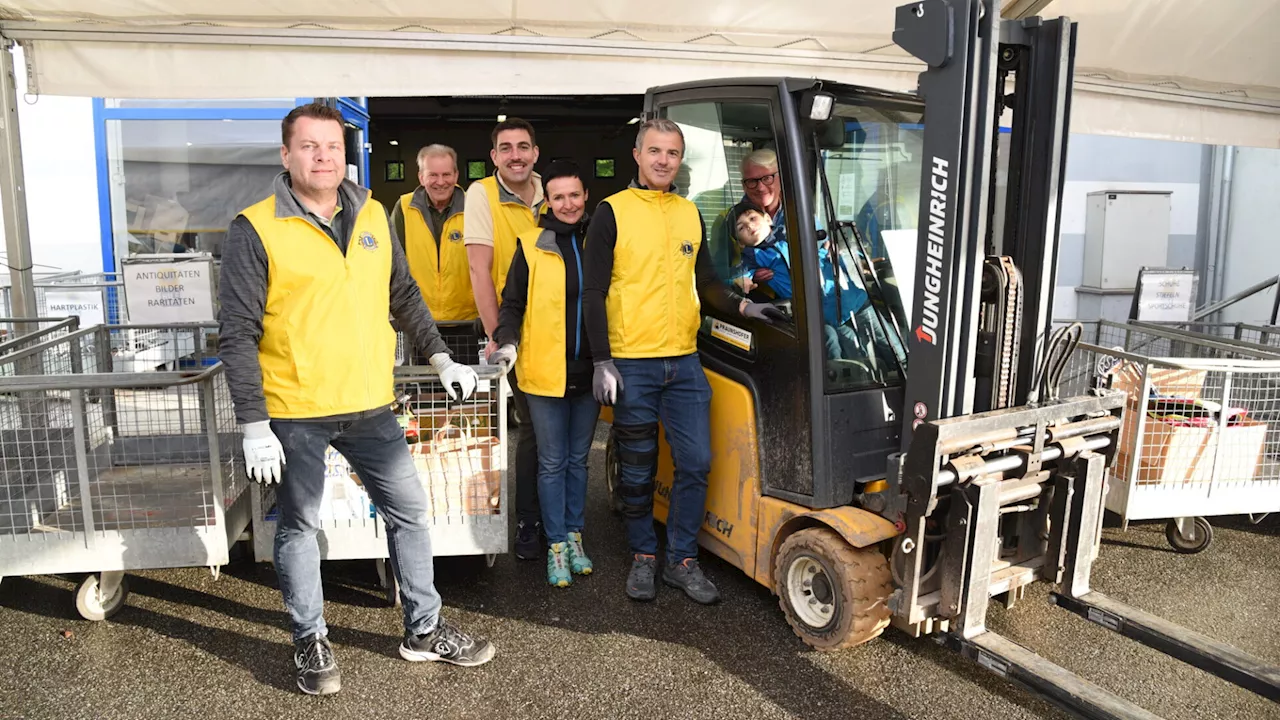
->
xmin=613 ymin=422 xmax=659 ymax=470
xmin=613 ymin=422 xmax=659 ymax=519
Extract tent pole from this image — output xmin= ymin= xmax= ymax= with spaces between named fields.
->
xmin=0 ymin=40 xmax=36 ymax=319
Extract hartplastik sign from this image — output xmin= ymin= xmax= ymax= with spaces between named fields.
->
xmin=123 ymin=258 xmax=215 ymax=324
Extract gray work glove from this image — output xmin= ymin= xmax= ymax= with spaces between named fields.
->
xmin=487 ymin=343 xmax=517 ymax=371
xmin=241 ymin=420 xmax=284 ymax=484
xmin=429 ymin=352 xmax=478 ymax=403
xmin=741 ymin=300 xmax=788 ymax=325
xmin=593 ymin=359 xmax=624 ymax=406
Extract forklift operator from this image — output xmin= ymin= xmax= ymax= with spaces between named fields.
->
xmin=583 ymin=118 xmax=785 ymax=604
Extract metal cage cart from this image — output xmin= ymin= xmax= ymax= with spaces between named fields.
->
xmin=1062 ymin=320 xmax=1280 ymax=553
xmin=0 ymin=271 xmax=126 ymax=326
xmin=397 ymin=320 xmax=485 ymax=367
xmin=0 ymin=323 xmax=249 ymax=620
xmin=250 ymin=364 xmax=509 ymax=605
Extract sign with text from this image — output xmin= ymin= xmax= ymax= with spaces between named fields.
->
xmin=122 ymin=255 xmax=216 ymax=324
xmin=1131 ymin=268 xmax=1197 ymax=323
xmin=44 ymin=290 xmax=105 ymax=326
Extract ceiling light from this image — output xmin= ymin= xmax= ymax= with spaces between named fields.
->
xmin=389 ymin=140 xmax=399 ymax=146
xmin=497 ymin=113 xmax=507 ymax=122
xmin=627 ymin=117 xmax=640 ymax=125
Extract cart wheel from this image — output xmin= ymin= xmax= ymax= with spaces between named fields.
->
xmin=74 ymin=574 xmax=129 ymax=621
xmin=1165 ymin=517 xmax=1213 ymax=554
xmin=485 ymin=553 xmax=498 ymax=568
xmin=604 ymin=431 xmax=625 ymax=515
xmin=774 ymin=528 xmax=891 ymax=651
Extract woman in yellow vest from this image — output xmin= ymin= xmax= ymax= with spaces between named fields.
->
xmin=488 ymin=160 xmax=597 ymax=588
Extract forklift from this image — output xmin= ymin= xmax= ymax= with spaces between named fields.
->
xmin=602 ymin=1 xmax=1280 ymax=716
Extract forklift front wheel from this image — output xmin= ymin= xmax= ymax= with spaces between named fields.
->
xmin=604 ymin=431 xmax=626 ymax=515
xmin=1165 ymin=517 xmax=1213 ymax=554
xmin=774 ymin=528 xmax=892 ymax=651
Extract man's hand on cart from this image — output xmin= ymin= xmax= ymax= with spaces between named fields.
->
xmin=430 ymin=352 xmax=478 ymax=403
xmin=487 ymin=343 xmax=517 ymax=371
xmin=242 ymin=421 xmax=285 ymax=484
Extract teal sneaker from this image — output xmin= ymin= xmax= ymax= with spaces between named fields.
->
xmin=547 ymin=543 xmax=572 ymax=588
xmin=565 ymin=532 xmax=593 ymax=575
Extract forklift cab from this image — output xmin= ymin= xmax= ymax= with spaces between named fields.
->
xmin=643 ymin=78 xmax=925 ymax=509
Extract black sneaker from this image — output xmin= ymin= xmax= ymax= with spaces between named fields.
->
xmin=514 ymin=519 xmax=544 ymax=560
xmin=293 ymin=633 xmax=341 ymax=696
xmin=399 ymin=617 xmax=495 ymax=667
xmin=626 ymin=553 xmax=658 ymax=601
xmin=663 ymin=558 xmax=720 ymax=605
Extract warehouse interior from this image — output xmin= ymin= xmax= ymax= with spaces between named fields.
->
xmin=365 ymin=94 xmax=645 ymax=214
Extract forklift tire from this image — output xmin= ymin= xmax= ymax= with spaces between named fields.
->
xmin=774 ymin=528 xmax=892 ymax=651
xmin=1165 ymin=517 xmax=1213 ymax=554
xmin=604 ymin=431 xmax=626 ymax=515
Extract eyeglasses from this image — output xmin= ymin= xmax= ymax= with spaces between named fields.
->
xmin=743 ymin=171 xmax=779 ymax=190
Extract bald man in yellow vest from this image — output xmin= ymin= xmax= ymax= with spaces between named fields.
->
xmin=464 ymin=117 xmax=546 ymax=561
xmin=218 ymin=103 xmax=494 ymax=697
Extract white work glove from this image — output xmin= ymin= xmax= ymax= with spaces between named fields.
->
xmin=430 ymin=352 xmax=478 ymax=403
xmin=242 ymin=420 xmax=284 ymax=484
xmin=593 ymin=359 xmax=624 ymax=406
xmin=487 ymin=343 xmax=517 ymax=371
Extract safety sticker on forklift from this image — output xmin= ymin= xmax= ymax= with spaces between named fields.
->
xmin=1087 ymin=607 xmax=1123 ymax=632
xmin=977 ymin=651 xmax=1009 ymax=678
xmin=710 ymin=319 xmax=753 ymax=352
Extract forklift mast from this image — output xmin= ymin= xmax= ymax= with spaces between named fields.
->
xmin=895 ymin=0 xmax=1073 ymax=443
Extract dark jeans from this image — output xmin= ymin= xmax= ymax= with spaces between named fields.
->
xmin=509 ymin=368 xmax=541 ymax=525
xmin=612 ymin=353 xmax=713 ymax=564
xmin=524 ymin=391 xmax=600 ymax=544
xmin=271 ymin=410 xmax=441 ymax=640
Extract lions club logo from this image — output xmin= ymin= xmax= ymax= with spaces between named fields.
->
xmin=680 ymin=241 xmax=694 ymax=258
xmin=448 ymin=230 xmax=463 ymax=243
xmin=358 ymin=232 xmax=378 ymax=251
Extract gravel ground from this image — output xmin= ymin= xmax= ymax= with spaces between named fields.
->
xmin=1 ymin=425 xmax=1276 ymax=720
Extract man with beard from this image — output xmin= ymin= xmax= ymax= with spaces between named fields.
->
xmin=464 ymin=118 xmax=546 ymax=560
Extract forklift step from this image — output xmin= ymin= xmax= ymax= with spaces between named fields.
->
xmin=945 ymin=631 xmax=1162 ymax=720
xmin=1051 ymin=591 xmax=1280 ymax=702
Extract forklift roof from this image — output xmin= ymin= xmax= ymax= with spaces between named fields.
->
xmin=0 ymin=0 xmax=1276 ymax=148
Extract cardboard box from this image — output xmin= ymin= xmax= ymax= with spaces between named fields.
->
xmin=1116 ymin=409 xmax=1267 ymax=485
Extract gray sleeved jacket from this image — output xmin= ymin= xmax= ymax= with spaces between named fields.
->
xmin=217 ymin=172 xmax=449 ymax=425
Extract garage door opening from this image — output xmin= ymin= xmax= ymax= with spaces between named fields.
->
xmin=367 ymin=94 xmax=644 ymax=214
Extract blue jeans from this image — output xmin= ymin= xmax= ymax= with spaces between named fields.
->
xmin=613 ymin=353 xmax=712 ymax=564
xmin=271 ymin=409 xmax=441 ymax=640
xmin=525 ymin=391 xmax=600 ymax=544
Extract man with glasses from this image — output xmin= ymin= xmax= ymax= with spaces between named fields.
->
xmin=722 ymin=149 xmax=872 ymax=362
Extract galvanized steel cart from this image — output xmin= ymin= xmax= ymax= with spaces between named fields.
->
xmin=1062 ymin=320 xmax=1280 ymax=553
xmin=250 ymin=364 xmax=509 ymax=605
xmin=0 ymin=323 xmax=250 ymax=619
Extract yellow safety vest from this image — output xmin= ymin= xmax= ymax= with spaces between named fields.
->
xmin=603 ymin=187 xmax=703 ymax=358
xmin=399 ymin=190 xmax=476 ymax=322
xmin=241 ymin=192 xmax=396 ymax=418
xmin=477 ymin=175 xmax=541 ymax=299
xmin=514 ymin=228 xmax=570 ymax=397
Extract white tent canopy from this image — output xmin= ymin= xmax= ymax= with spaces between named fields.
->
xmin=0 ymin=0 xmax=1277 ymax=147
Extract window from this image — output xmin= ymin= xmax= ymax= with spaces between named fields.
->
xmin=666 ymin=101 xmax=793 ymax=309
xmin=105 ymin=118 xmax=281 ymax=261
xmin=809 ymin=100 xmax=923 ymax=390
xmin=385 ymin=161 xmax=405 ymax=182
xmin=467 ymin=160 xmax=487 ymax=180
xmin=595 ymin=158 xmax=616 ymax=178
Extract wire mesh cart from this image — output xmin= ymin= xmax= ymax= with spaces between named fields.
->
xmin=1062 ymin=320 xmax=1280 ymax=553
xmin=0 ymin=324 xmax=249 ymax=619
xmin=250 ymin=365 xmax=508 ymax=605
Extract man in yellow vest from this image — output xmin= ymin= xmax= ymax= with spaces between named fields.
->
xmin=464 ymin=117 xmax=545 ymax=560
xmin=390 ymin=143 xmax=476 ymax=342
xmin=218 ymin=103 xmax=494 ymax=697
xmin=583 ymin=119 xmax=784 ymax=604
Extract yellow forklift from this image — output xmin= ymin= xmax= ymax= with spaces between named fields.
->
xmin=603 ymin=1 xmax=1280 ymax=716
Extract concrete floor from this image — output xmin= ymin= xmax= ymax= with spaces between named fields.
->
xmin=1 ymin=427 xmax=1277 ymax=720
